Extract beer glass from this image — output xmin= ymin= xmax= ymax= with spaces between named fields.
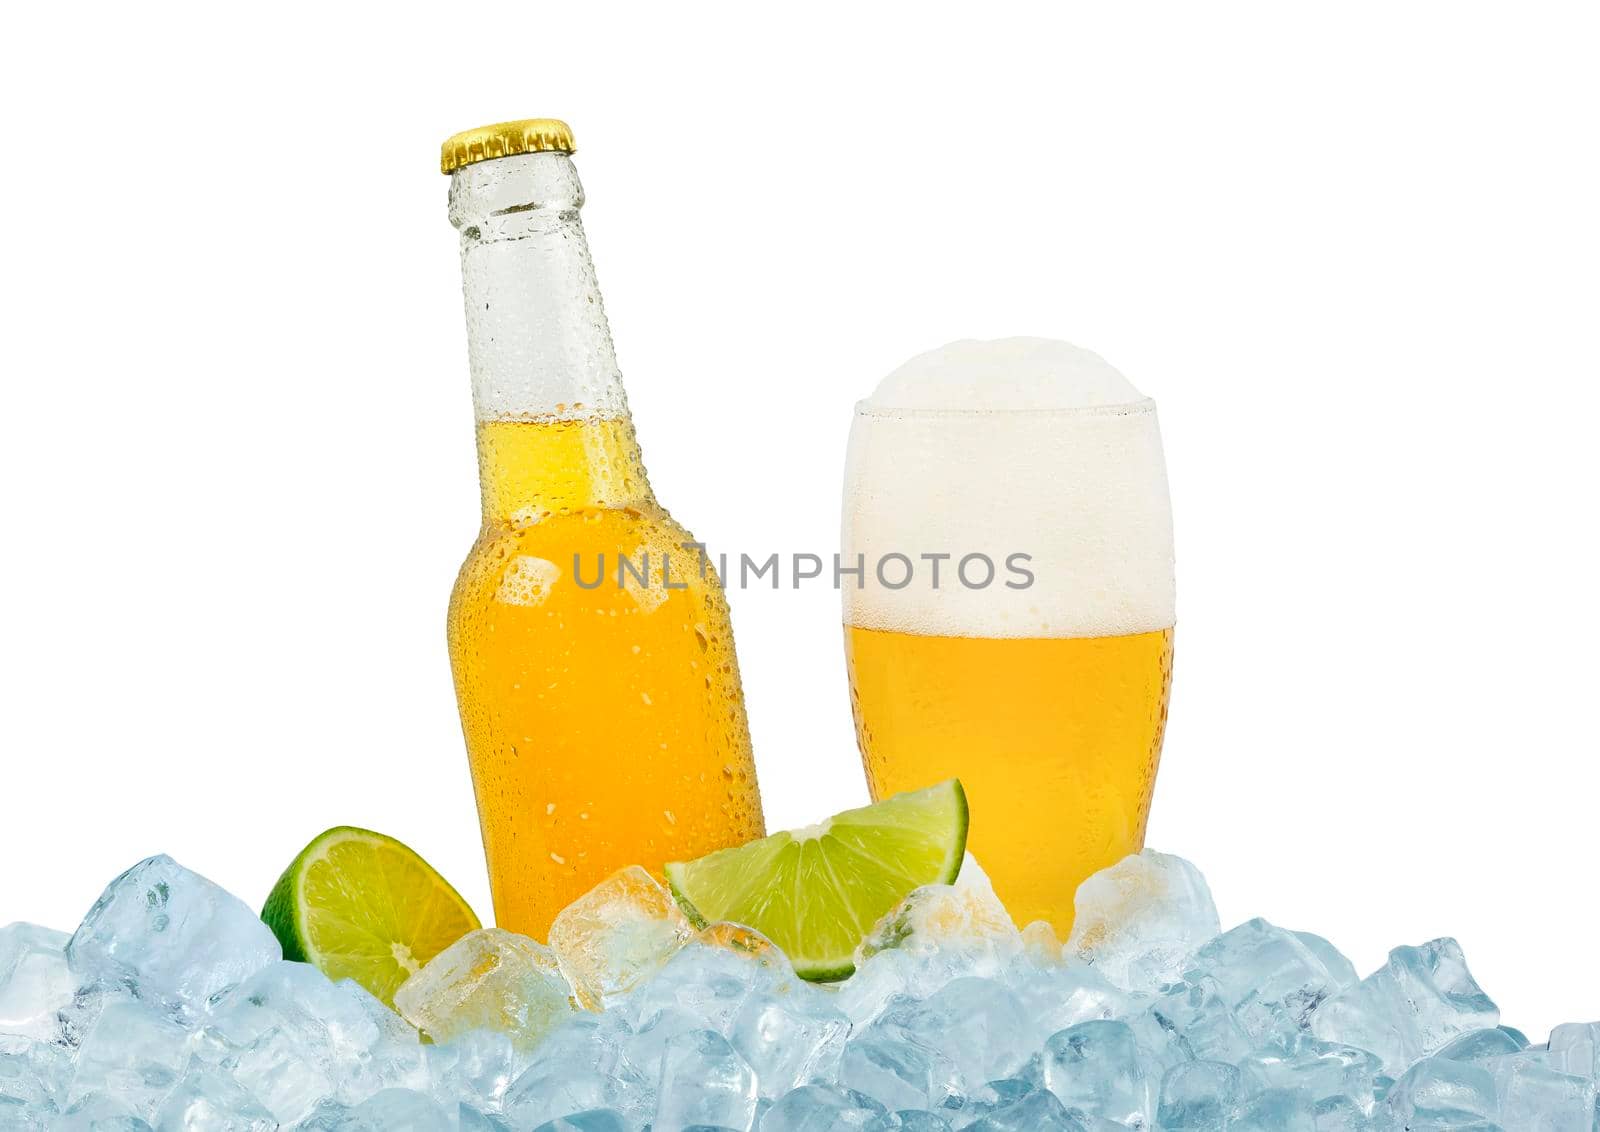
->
xmin=842 ymin=339 xmax=1175 ymax=934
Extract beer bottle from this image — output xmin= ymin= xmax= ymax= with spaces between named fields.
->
xmin=441 ymin=119 xmax=765 ymax=938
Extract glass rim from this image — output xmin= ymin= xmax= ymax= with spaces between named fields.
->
xmin=852 ymin=396 xmax=1156 ymax=419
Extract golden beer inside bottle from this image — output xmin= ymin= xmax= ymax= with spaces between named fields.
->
xmin=449 ymin=416 xmax=764 ymax=938
xmin=846 ymin=623 xmax=1174 ymax=935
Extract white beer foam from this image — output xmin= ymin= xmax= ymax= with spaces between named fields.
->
xmin=843 ymin=338 xmax=1175 ymax=639
xmin=871 ymin=337 xmax=1144 ymax=410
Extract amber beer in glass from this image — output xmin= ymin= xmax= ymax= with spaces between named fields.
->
xmin=843 ymin=339 xmax=1175 ymax=935
xmin=441 ymin=120 xmax=765 ymax=937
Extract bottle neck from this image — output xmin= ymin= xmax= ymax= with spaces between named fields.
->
xmin=450 ymin=153 xmax=651 ymax=520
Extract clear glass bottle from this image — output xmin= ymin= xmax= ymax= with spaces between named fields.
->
xmin=441 ymin=120 xmax=764 ymax=938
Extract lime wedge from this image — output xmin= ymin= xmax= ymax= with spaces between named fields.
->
xmin=261 ymin=826 xmax=480 ymax=1007
xmin=664 ymin=780 xmax=968 ymax=980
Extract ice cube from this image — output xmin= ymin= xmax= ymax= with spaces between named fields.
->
xmin=1155 ymin=1060 xmax=1244 ymax=1132
xmin=961 ymin=1086 xmax=1086 ymax=1131
xmin=292 ymin=1099 xmax=353 ymax=1130
xmin=730 ymin=984 xmax=850 ymax=1099
xmin=1492 ymin=1057 xmax=1596 ymax=1130
xmin=65 ymin=856 xmax=280 ymax=1013
xmin=1019 ymin=921 xmax=1063 ymax=966
xmin=626 ymin=923 xmax=795 ymax=1036
xmin=618 ymin=1006 xmax=706 ymax=1090
xmin=393 ymin=927 xmax=574 ymax=1051
xmin=1496 ymin=1024 xmax=1531 ymax=1047
xmin=1310 ymin=938 xmax=1497 ymax=1077
xmin=856 ymin=857 xmax=1020 ymax=983
xmin=0 ymin=924 xmax=75 ymax=1043
xmin=354 ymin=993 xmax=432 ymax=1098
xmin=66 ymin=997 xmax=189 ymax=1117
xmin=1039 ymin=1019 xmax=1155 ymax=1127
xmin=1306 ymin=1095 xmax=1378 ymax=1132
xmin=835 ymin=949 xmax=919 ymax=1027
xmin=839 ymin=1036 xmax=952 ymax=1114
xmin=1292 ymin=932 xmax=1358 ymax=992
xmin=1 ymin=1034 xmax=71 ymax=1108
xmin=1547 ymin=1021 xmax=1600 ymax=1077
xmin=1231 ymin=1087 xmax=1315 ymax=1132
xmin=1139 ymin=975 xmax=1252 ymax=1066
xmin=216 ymin=1030 xmax=347 ymax=1121
xmin=330 ymin=1087 xmax=455 ymax=1130
xmin=874 ymin=977 xmax=1033 ymax=1093
xmin=1382 ymin=1056 xmax=1496 ymax=1128
xmin=1066 ymin=851 xmax=1220 ymax=994
xmin=695 ymin=921 xmax=794 ymax=985
xmin=503 ymin=1015 xmax=639 ymax=1128
xmin=0 ymin=1097 xmax=50 ymax=1132
xmin=459 ymin=1104 xmax=515 ymax=1132
xmin=1435 ymin=1028 xmax=1526 ymax=1064
xmin=1385 ymin=939 xmax=1498 ymax=1052
xmin=192 ymin=1017 xmax=335 ymax=1121
xmin=653 ymin=1028 xmax=757 ymax=1132
xmin=1187 ymin=919 xmax=1351 ymax=1043
xmin=548 ymin=867 xmax=695 ymax=1011
xmin=195 ymin=960 xmax=423 ymax=1122
xmin=50 ymin=979 xmax=136 ymax=1054
xmin=152 ymin=1064 xmax=277 ymax=1131
xmin=1006 ymin=962 xmax=1131 ymax=1045
xmin=761 ymin=1084 xmax=885 ymax=1131
xmin=504 ymin=1067 xmax=621 ymax=1129
xmin=529 ymin=1111 xmax=633 ymax=1132
xmin=1308 ymin=988 xmax=1407 ymax=1078
xmin=953 ymin=1077 xmax=1034 ymax=1118
xmin=865 ymin=1111 xmax=953 ymax=1131
xmin=1238 ymin=1039 xmax=1381 ymax=1109
xmin=425 ymin=1029 xmax=523 ymax=1110
xmin=55 ymin=1091 xmax=157 ymax=1131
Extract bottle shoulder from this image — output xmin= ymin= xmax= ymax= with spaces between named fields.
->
xmin=454 ymin=506 xmax=716 ymax=600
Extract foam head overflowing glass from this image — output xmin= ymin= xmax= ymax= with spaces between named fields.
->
xmin=843 ymin=338 xmax=1175 ymax=934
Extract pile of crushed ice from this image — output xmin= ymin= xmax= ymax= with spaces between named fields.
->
xmin=3 ymin=852 xmax=1597 ymax=1131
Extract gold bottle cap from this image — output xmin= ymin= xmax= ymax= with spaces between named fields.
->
xmin=440 ymin=118 xmax=576 ymax=174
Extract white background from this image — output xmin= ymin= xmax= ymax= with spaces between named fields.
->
xmin=2 ymin=4 xmax=1597 ymax=1037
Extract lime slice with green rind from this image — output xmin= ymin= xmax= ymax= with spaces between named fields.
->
xmin=665 ymin=779 xmax=968 ymax=980
xmin=261 ymin=826 xmax=480 ymax=1007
